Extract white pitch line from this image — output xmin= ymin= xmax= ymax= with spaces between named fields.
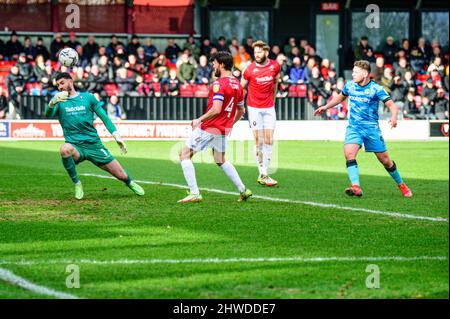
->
xmin=81 ymin=173 xmax=449 ymax=223
xmin=0 ymin=267 xmax=79 ymax=299
xmin=0 ymin=256 xmax=447 ymax=266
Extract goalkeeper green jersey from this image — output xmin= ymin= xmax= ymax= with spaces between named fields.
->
xmin=45 ymin=92 xmax=117 ymax=145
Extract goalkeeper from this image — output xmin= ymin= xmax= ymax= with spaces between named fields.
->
xmin=45 ymin=72 xmax=145 ymax=199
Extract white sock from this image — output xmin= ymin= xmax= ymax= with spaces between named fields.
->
xmin=254 ymin=144 xmax=265 ymax=176
xmin=220 ymin=161 xmax=246 ymax=192
xmin=263 ymin=143 xmax=273 ymax=175
xmin=181 ymin=159 xmax=199 ymax=195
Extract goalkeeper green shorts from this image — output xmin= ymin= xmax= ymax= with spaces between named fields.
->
xmin=72 ymin=142 xmax=115 ymax=167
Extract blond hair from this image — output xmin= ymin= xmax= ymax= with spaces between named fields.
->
xmin=354 ymin=60 xmax=371 ymax=72
xmin=252 ymin=40 xmax=270 ymax=52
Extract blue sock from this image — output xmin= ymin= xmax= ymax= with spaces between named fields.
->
xmin=346 ymin=160 xmax=360 ymax=186
xmin=386 ymin=161 xmax=403 ymax=185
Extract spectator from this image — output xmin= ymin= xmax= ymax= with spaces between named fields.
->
xmin=308 ymin=67 xmax=324 ymax=107
xmin=276 ymin=53 xmax=289 ymax=97
xmin=289 ymin=57 xmax=308 ymax=83
xmin=115 ymin=67 xmax=137 ymax=96
xmin=216 ymin=36 xmax=229 ymax=53
xmin=320 ymin=59 xmax=331 ymax=80
xmin=50 ymin=33 xmax=65 ymax=61
xmin=372 ymin=56 xmax=385 ymax=83
xmin=35 ymin=37 xmax=50 ymax=61
xmin=73 ymin=67 xmax=87 ymax=92
xmin=0 ymin=86 xmax=7 ymax=119
xmin=176 ymin=48 xmax=197 ymax=68
xmin=83 ymin=35 xmax=99 ymax=63
xmin=106 ymin=35 xmax=125 ymax=58
xmin=196 ymin=55 xmax=213 ymax=84
xmin=165 ymin=39 xmax=182 ymax=64
xmin=97 ymin=55 xmax=111 ymax=82
xmin=244 ymin=36 xmax=254 ymax=58
xmin=417 ymin=37 xmax=432 ymax=64
xmin=86 ymin=65 xmax=106 ymax=95
xmin=403 ymin=88 xmax=419 ymax=119
xmin=326 ymin=89 xmax=347 ymax=120
xmin=229 ymin=37 xmax=239 ymax=57
xmin=395 ymin=57 xmax=415 ymax=80
xmin=233 ymin=45 xmax=251 ymax=71
xmin=381 ymin=36 xmax=397 ymax=65
xmin=17 ymin=53 xmax=34 ymax=82
xmin=269 ymin=45 xmax=280 ymax=60
xmin=403 ymin=70 xmax=416 ymax=92
xmin=434 ymin=88 xmax=449 ymax=119
xmin=33 ymin=55 xmax=47 ymax=82
xmin=178 ymin=53 xmax=196 ymax=84
xmin=6 ymin=65 xmax=25 ymax=111
xmin=305 ymin=57 xmax=318 ymax=79
xmin=183 ymin=35 xmax=200 ymax=60
xmin=127 ymin=34 xmax=141 ymax=57
xmin=167 ymin=69 xmax=180 ymax=96
xmin=5 ymin=31 xmax=24 ymax=60
xmin=200 ymin=37 xmax=213 ymax=58
xmin=136 ymin=47 xmax=151 ymax=69
xmin=327 ymin=68 xmax=338 ymax=87
xmin=143 ymin=38 xmax=159 ymax=63
xmin=306 ymin=46 xmax=323 ymax=65
xmin=418 ymin=96 xmax=436 ymax=120
xmin=400 ymin=38 xmax=410 ymax=58
xmin=107 ymin=95 xmax=126 ymax=120
xmin=427 ymin=56 xmax=445 ymax=78
xmin=76 ymin=45 xmax=89 ymax=68
xmin=125 ymin=54 xmax=143 ymax=77
xmin=421 ymin=78 xmax=437 ymax=101
xmin=354 ymin=36 xmax=373 ymax=61
xmin=152 ymin=54 xmax=169 ymax=83
xmin=39 ymin=63 xmax=56 ymax=96
xmin=409 ymin=47 xmax=426 ymax=75
xmin=299 ymin=39 xmax=309 ymax=57
xmin=381 ymin=67 xmax=394 ymax=94
xmin=66 ymin=32 xmax=81 ymax=50
xmin=23 ymin=37 xmax=36 ymax=60
xmin=284 ymin=37 xmax=297 ymax=57
xmin=390 ymin=74 xmax=406 ymax=105
xmin=287 ymin=46 xmax=301 ymax=65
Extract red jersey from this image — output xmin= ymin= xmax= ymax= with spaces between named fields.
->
xmin=242 ymin=59 xmax=280 ymax=108
xmin=201 ymin=76 xmax=244 ymax=135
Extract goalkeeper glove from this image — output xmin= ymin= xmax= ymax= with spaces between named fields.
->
xmin=49 ymin=91 xmax=68 ymax=107
xmin=112 ymin=131 xmax=127 ymax=155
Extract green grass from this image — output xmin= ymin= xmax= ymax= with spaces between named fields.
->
xmin=0 ymin=140 xmax=448 ymax=299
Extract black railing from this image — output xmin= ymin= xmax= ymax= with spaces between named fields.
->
xmin=19 ymin=96 xmax=314 ymax=120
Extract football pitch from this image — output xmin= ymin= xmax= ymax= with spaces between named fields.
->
xmin=0 ymin=140 xmax=448 ymax=299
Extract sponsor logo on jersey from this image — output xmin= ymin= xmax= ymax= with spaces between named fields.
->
xmin=255 ymin=75 xmax=274 ymax=83
xmin=65 ymin=105 xmax=86 ymax=113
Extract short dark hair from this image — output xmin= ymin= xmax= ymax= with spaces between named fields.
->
xmin=210 ymin=51 xmax=233 ymax=71
xmin=252 ymin=40 xmax=270 ymax=52
xmin=55 ymin=72 xmax=72 ymax=82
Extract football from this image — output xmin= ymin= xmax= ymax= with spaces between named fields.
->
xmin=58 ymin=47 xmax=79 ymax=67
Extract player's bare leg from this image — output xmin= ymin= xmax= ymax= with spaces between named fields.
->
xmin=213 ymin=150 xmax=252 ymax=202
xmin=60 ymin=143 xmax=83 ymax=200
xmin=260 ymin=128 xmax=277 ymax=186
xmin=375 ymin=151 xmax=412 ymax=197
xmin=253 ymin=129 xmax=265 ymax=183
xmin=178 ymin=146 xmax=202 ymax=203
xmin=100 ymin=160 xmax=145 ymax=196
xmin=344 ymin=144 xmax=363 ymax=197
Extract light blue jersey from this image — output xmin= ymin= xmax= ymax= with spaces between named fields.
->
xmin=342 ymin=80 xmax=391 ymax=153
xmin=342 ymin=80 xmax=391 ymax=127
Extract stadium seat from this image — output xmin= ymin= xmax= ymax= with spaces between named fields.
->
xmin=194 ymin=84 xmax=209 ymax=98
xmin=180 ymin=84 xmax=194 ymax=97
xmin=104 ymin=83 xmax=119 ymax=96
xmin=416 ymin=74 xmax=429 ymax=83
xmin=288 ymin=85 xmax=298 ymax=97
xmin=144 ymin=73 xmax=153 ymax=82
xmin=296 ymin=84 xmax=307 ymax=98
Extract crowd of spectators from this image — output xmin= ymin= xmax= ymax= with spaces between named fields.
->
xmin=0 ymin=31 xmax=448 ymax=121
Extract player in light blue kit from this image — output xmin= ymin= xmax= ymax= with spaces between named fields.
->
xmin=314 ymin=60 xmax=412 ymax=197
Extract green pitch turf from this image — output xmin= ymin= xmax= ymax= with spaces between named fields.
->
xmin=0 ymin=140 xmax=448 ymax=298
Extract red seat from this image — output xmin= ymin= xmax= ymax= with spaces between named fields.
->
xmin=194 ymin=84 xmax=209 ymax=98
xmin=26 ymin=82 xmax=42 ymax=95
xmin=288 ymin=85 xmax=298 ymax=97
xmin=296 ymin=84 xmax=307 ymax=98
xmin=180 ymin=84 xmax=194 ymax=97
xmin=416 ymin=74 xmax=429 ymax=83
xmin=104 ymin=83 xmax=119 ymax=96
xmin=144 ymin=73 xmax=153 ymax=82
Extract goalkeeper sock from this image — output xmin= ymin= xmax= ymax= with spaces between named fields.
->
xmin=386 ymin=161 xmax=403 ymax=185
xmin=263 ymin=143 xmax=273 ymax=175
xmin=254 ymin=144 xmax=265 ymax=176
xmin=181 ymin=159 xmax=200 ymax=195
xmin=123 ymin=169 xmax=132 ymax=186
xmin=346 ymin=159 xmax=360 ymax=186
xmin=220 ymin=161 xmax=246 ymax=193
xmin=61 ymin=156 xmax=80 ymax=184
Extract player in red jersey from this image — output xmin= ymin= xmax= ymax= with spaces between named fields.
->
xmin=178 ymin=51 xmax=253 ymax=203
xmin=241 ymin=40 xmax=280 ymax=186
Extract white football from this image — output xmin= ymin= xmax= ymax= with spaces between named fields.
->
xmin=58 ymin=47 xmax=79 ymax=67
